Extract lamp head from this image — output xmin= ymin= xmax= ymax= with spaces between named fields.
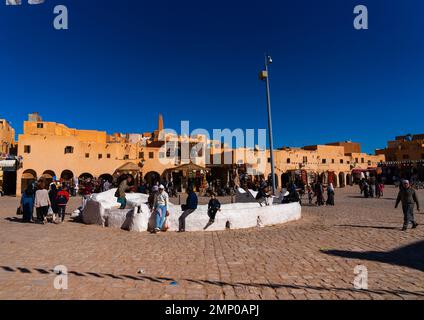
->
xmin=267 ymin=55 xmax=273 ymax=64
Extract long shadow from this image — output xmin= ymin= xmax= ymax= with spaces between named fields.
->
xmin=1 ymin=264 xmax=424 ymax=298
xmin=4 ymin=217 xmax=27 ymax=223
xmin=335 ymin=225 xmax=400 ymax=231
xmin=322 ymin=240 xmax=424 ymax=272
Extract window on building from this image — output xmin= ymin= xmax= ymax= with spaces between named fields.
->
xmin=355 ymin=158 xmax=358 ymax=163
xmin=257 ymin=158 xmax=261 ymax=164
xmin=347 ymin=161 xmax=350 ymax=164
xmin=107 ymin=154 xmax=111 ymax=159
xmin=361 ymin=158 xmax=365 ymax=163
xmin=322 ymin=159 xmax=327 ymax=164
xmin=267 ymin=157 xmax=271 ymax=163
xmin=98 ymin=154 xmax=102 ymax=159
xmin=64 ymin=146 xmax=74 ymax=154
xmin=287 ymin=158 xmax=291 ymax=164
xmin=24 ymin=145 xmax=31 ymax=153
xmin=124 ymin=155 xmax=129 ymax=160
xmin=149 ymin=152 xmax=154 ymax=159
xmin=368 ymin=160 xmax=371 ymax=165
xmin=303 ymin=156 xmax=308 ymax=164
xmin=139 ymin=152 xmax=144 ymax=159
xmin=402 ymin=154 xmax=409 ymax=160
xmin=37 ymin=123 xmax=44 ymax=129
xmin=332 ymin=159 xmax=335 ymax=164
xmin=85 ymin=153 xmax=89 ymax=158
xmin=340 ymin=159 xmax=344 ymax=164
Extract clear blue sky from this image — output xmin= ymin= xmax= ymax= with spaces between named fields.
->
xmin=1 ymin=0 xmax=423 ymax=153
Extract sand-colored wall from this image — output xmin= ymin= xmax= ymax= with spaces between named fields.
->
xmin=0 ymin=119 xmax=15 ymax=155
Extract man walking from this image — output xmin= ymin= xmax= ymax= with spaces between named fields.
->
xmin=395 ymin=180 xmax=420 ymax=231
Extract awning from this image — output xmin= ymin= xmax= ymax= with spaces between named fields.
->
xmin=0 ymin=160 xmax=16 ymax=171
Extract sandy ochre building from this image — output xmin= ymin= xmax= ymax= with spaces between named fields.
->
xmin=2 ymin=113 xmax=386 ymax=195
xmin=0 ymin=119 xmax=17 ymax=194
xmin=376 ymin=134 xmax=424 ymax=182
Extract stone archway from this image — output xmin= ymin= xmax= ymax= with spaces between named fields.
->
xmin=60 ymin=170 xmax=74 ymax=182
xmin=144 ymin=171 xmax=161 ymax=186
xmin=268 ymin=173 xmax=279 ymax=189
xmin=339 ymin=172 xmax=346 ymax=188
xmin=99 ymin=174 xmax=113 ymax=183
xmin=21 ymin=169 xmax=37 ymax=193
xmin=346 ymin=173 xmax=353 ymax=186
xmin=41 ymin=170 xmax=57 ymax=186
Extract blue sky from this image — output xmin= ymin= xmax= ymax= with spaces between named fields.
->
xmin=1 ymin=0 xmax=423 ymax=153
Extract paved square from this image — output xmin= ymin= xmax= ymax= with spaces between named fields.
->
xmin=0 ymin=186 xmax=423 ymax=300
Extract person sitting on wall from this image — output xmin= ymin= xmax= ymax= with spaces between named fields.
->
xmin=256 ymin=186 xmax=271 ymax=207
xmin=178 ymin=188 xmax=198 ymax=232
xmin=204 ymin=192 xmax=221 ymax=230
xmin=115 ymin=175 xmax=133 ymax=209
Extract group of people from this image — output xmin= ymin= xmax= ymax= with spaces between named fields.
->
xmin=359 ymin=177 xmax=385 ymax=198
xmin=305 ymin=181 xmax=335 ymax=206
xmin=115 ymin=175 xmax=222 ymax=233
xmin=19 ymin=180 xmax=70 ymax=224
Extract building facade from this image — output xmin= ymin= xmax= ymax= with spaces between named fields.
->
xmin=0 ymin=119 xmax=17 ymax=194
xmin=13 ymin=113 xmax=386 ymax=195
xmin=376 ymin=134 xmax=424 ymax=182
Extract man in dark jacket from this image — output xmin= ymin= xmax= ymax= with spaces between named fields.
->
xmin=178 ymin=188 xmax=198 ymax=232
xmin=395 ymin=180 xmax=420 ymax=231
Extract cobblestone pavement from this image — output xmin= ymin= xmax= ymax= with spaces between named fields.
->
xmin=0 ymin=186 xmax=423 ymax=300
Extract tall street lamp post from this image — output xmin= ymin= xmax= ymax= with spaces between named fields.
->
xmin=260 ymin=54 xmax=276 ymax=194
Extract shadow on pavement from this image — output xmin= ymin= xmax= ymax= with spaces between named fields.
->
xmin=322 ymin=240 xmax=424 ymax=272
xmin=335 ymin=224 xmax=400 ymax=231
xmin=1 ymin=264 xmax=424 ymax=298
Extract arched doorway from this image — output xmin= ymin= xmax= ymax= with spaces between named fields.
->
xmin=79 ymin=172 xmax=94 ymax=181
xmin=144 ymin=171 xmax=161 ymax=186
xmin=60 ymin=170 xmax=74 ymax=182
xmin=346 ymin=173 xmax=352 ymax=186
xmin=41 ymin=170 xmax=57 ymax=186
xmin=99 ymin=174 xmax=113 ymax=183
xmin=268 ymin=173 xmax=279 ymax=189
xmin=21 ymin=169 xmax=37 ymax=193
xmin=339 ymin=172 xmax=346 ymax=188
xmin=281 ymin=173 xmax=290 ymax=188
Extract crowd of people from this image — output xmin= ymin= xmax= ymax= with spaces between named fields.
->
xmin=17 ymin=170 xmax=420 ymax=233
xmin=359 ymin=176 xmax=385 ymax=198
xmin=19 ymin=180 xmax=70 ymax=224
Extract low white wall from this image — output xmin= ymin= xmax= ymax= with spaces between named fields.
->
xmin=82 ymin=190 xmax=302 ymax=232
